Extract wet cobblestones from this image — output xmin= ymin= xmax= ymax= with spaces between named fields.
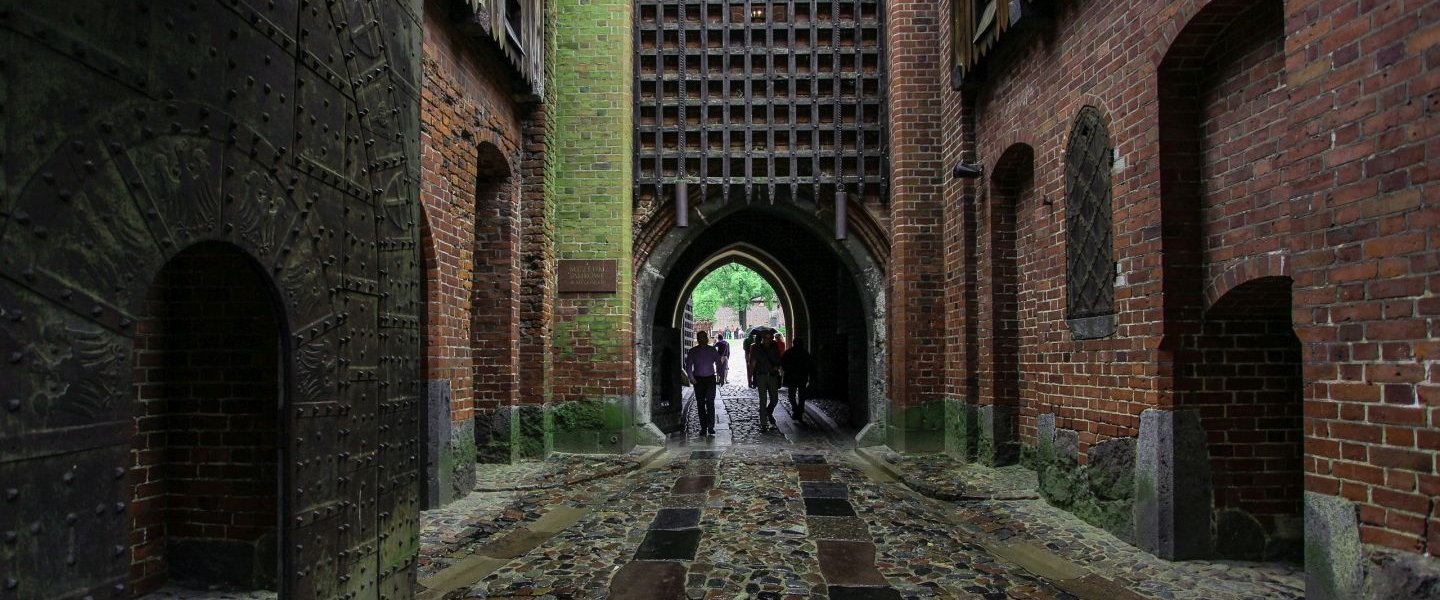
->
xmin=414 ymin=392 xmax=1304 ymax=600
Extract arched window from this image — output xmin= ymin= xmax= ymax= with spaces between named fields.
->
xmin=1064 ymin=106 xmax=1116 ymax=338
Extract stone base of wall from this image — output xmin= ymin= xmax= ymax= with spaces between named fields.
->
xmin=944 ymin=397 xmax=978 ymax=459
xmin=516 ymin=404 xmax=552 ymax=459
xmin=939 ymin=399 xmax=1018 ymax=466
xmin=476 ymin=407 xmax=518 ymax=464
xmin=887 ymin=400 xmax=946 ymax=452
xmin=1023 ymin=413 xmax=1137 ymax=542
xmin=424 ymin=380 xmax=478 ymax=509
xmin=167 ymin=535 xmax=277 ymax=591
xmin=551 ymin=397 xmax=634 ymax=454
xmin=1305 ymin=491 xmax=1440 ymax=600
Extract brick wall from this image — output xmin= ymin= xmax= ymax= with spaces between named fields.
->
xmin=420 ymin=1 xmax=528 ymax=426
xmin=129 ymin=243 xmax=280 ymax=594
xmin=1284 ymin=0 xmax=1439 ymax=556
xmin=939 ymin=0 xmax=1439 ymax=562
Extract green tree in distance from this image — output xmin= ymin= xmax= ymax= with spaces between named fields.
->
xmin=690 ymin=263 xmax=778 ymax=332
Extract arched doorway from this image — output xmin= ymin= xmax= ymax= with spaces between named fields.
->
xmin=1177 ymin=276 xmax=1303 ymax=560
xmin=129 ymin=242 xmax=284 ymax=595
xmin=635 ymin=196 xmax=886 ymax=442
xmin=978 ymin=143 xmax=1034 ymax=465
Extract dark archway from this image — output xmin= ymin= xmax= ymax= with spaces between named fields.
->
xmin=635 ymin=196 xmax=886 ymax=440
xmin=129 ymin=242 xmax=284 ymax=595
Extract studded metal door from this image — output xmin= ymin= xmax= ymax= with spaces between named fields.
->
xmin=0 ymin=1 xmax=423 ymax=599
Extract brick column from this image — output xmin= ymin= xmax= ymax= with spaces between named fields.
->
xmin=884 ymin=0 xmax=949 ymax=452
xmin=548 ymin=0 xmax=637 ymax=453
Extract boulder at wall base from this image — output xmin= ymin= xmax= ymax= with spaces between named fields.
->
xmin=1039 ymin=457 xmax=1083 ymax=507
xmin=1085 ymin=437 xmax=1135 ymax=502
xmin=1214 ymin=508 xmax=1268 ymax=561
xmin=1361 ymin=548 xmax=1440 ymax=600
xmin=1071 ymin=495 xmax=1135 ymax=542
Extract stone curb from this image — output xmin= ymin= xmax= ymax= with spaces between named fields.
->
xmin=472 ymin=446 xmax=666 ymax=492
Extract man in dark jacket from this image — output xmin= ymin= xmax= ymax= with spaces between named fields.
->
xmin=781 ymin=338 xmax=814 ymax=424
xmin=748 ymin=330 xmax=783 ymax=429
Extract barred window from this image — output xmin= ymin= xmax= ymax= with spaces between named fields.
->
xmin=1065 ymin=107 xmax=1116 ymax=338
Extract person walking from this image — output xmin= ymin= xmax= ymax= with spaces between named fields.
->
xmin=774 ymin=332 xmax=786 ymax=357
xmin=781 ymin=338 xmax=814 ymax=425
xmin=684 ymin=331 xmax=723 ymax=436
xmin=713 ymin=330 xmax=731 ymax=386
xmin=748 ymin=329 xmax=783 ymax=430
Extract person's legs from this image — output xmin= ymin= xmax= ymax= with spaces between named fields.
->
xmin=788 ymin=385 xmax=803 ymax=423
xmin=697 ymin=376 xmax=716 ymax=434
xmin=761 ymin=374 xmax=780 ymax=425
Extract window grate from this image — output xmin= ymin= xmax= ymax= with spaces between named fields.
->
xmin=1065 ymin=106 xmax=1115 ymax=322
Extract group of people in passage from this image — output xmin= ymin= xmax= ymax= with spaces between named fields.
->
xmin=682 ymin=327 xmax=815 ymax=436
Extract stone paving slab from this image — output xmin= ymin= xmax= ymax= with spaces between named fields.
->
xmin=609 ymin=561 xmax=687 ymax=600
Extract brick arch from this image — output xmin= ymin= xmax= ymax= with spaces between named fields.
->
xmin=129 ymin=240 xmax=286 ymax=593
xmin=976 ymin=142 xmax=1037 ymax=464
xmin=1152 ymin=0 xmax=1263 ymax=69
xmin=633 ymin=188 xmax=891 ymax=275
xmin=667 ymin=244 xmax=811 ymax=343
xmin=1205 ymin=254 xmax=1292 ymax=314
xmin=1157 ymin=0 xmax=1287 ymax=338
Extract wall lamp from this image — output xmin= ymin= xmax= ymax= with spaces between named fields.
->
xmin=952 ymin=161 xmax=984 ymax=179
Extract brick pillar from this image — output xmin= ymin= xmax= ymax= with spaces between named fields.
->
xmin=548 ymin=0 xmax=637 ymax=453
xmin=884 ymin=0 xmax=948 ymax=452
xmin=517 ymin=103 xmax=557 ymax=458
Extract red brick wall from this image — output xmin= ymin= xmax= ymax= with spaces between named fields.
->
xmin=886 ymin=0 xmax=949 ymax=417
xmin=128 ymin=243 xmax=280 ymax=594
xmin=1285 ymin=0 xmax=1440 ymax=555
xmin=939 ymin=0 xmax=1440 ymax=557
xmin=420 ymin=1 xmax=528 ymax=423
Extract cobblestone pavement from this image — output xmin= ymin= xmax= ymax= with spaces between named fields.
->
xmin=474 ymin=443 xmax=1073 ymax=599
xmin=408 ymin=362 xmax=1303 ymax=600
xmin=420 ymin=450 xmax=655 ymax=578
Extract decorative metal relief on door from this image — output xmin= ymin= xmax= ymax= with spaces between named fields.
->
xmin=0 ymin=1 xmax=423 ymax=598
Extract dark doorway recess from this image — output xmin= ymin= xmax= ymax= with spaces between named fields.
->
xmin=1176 ymin=277 xmax=1303 ymax=561
xmin=647 ymin=207 xmax=873 ymax=436
xmin=129 ymin=242 xmax=283 ymax=595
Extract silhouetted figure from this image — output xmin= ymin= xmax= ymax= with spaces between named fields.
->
xmin=713 ymin=330 xmax=731 ymax=385
xmin=684 ymin=331 xmax=722 ymax=436
xmin=749 ymin=329 xmax=783 ymax=429
xmin=782 ymin=338 xmax=814 ymax=424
